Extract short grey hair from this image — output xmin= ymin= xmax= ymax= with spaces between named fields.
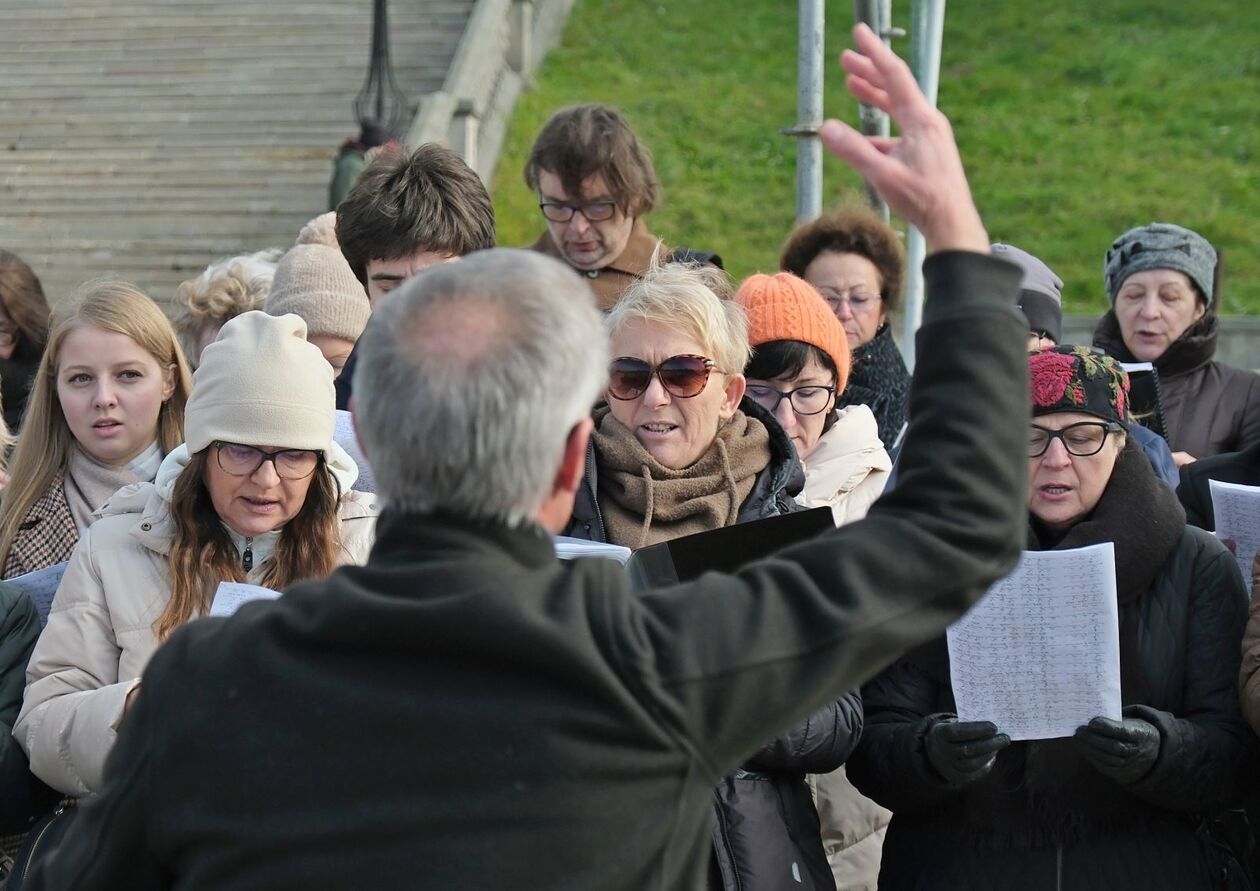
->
xmin=354 ymin=249 xmax=608 ymax=526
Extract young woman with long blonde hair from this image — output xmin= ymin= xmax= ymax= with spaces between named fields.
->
xmin=0 ymin=282 xmax=191 ymax=579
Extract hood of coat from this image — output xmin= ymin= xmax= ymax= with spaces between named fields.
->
xmin=804 ymin=405 xmax=891 ymax=479
xmin=97 ymin=440 xmax=365 ymax=556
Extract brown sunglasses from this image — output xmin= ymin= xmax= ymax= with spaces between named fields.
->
xmin=607 ymin=355 xmax=717 ymax=400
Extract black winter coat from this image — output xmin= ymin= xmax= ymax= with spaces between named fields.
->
xmin=1 ymin=583 xmax=59 ymax=834
xmin=849 ymin=444 xmax=1258 ymax=891
xmin=710 ymin=693 xmax=861 ymax=891
xmin=1178 ymin=440 xmax=1260 ymax=530
xmin=28 ymin=251 xmax=1029 ymax=891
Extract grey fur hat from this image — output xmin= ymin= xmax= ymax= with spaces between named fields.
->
xmin=991 ymin=243 xmax=1063 ymax=343
xmin=1103 ymin=223 xmax=1217 ymax=308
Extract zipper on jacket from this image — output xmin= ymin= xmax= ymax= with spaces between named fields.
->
xmin=585 ymin=446 xmax=607 ymax=541
xmin=242 ymin=537 xmax=253 ymax=572
xmin=1056 ymin=845 xmax=1063 ymax=891
xmin=18 ymin=803 xmax=68 ymax=881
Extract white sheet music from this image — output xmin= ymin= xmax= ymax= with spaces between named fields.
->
xmin=7 ymin=560 xmax=70 ymax=628
xmin=1209 ymin=479 xmax=1260 ymax=596
xmin=553 ymin=536 xmax=632 ymax=565
xmin=208 ymin=582 xmax=282 ymax=618
xmin=947 ymin=543 xmax=1121 ymax=741
xmin=334 ymin=409 xmax=376 ymax=494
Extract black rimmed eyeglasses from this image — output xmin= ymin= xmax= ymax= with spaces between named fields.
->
xmin=538 ymin=200 xmax=618 ymax=223
xmin=213 ymin=442 xmax=322 ymax=480
xmin=745 ymin=384 xmax=836 ymax=416
xmin=1029 ymin=422 xmax=1124 ymax=458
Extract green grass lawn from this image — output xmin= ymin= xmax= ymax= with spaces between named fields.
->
xmin=491 ymin=0 xmax=1260 ymax=314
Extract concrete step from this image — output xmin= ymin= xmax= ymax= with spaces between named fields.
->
xmin=0 ymin=0 xmax=476 ymax=304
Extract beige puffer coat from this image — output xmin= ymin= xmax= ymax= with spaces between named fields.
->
xmin=800 ymin=405 xmax=893 ymax=890
xmin=15 ymin=444 xmax=377 ymax=796
xmin=796 ymin=405 xmax=892 ymax=526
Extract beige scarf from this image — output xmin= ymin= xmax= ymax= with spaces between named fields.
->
xmin=592 ymin=408 xmax=771 ymax=549
xmin=63 ymin=441 xmax=161 ymax=530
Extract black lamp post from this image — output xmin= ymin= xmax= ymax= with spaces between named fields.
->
xmin=353 ymin=0 xmax=409 ymax=137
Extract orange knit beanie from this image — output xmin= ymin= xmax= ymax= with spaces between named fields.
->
xmin=734 ymin=272 xmax=851 ymax=393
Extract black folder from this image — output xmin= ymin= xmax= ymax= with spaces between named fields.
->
xmin=625 ymin=507 xmax=835 ymax=590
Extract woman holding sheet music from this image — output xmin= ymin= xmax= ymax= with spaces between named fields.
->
xmin=848 ymin=346 xmax=1255 ymax=890
xmin=15 ymin=311 xmax=375 ymax=797
xmin=561 ymin=262 xmax=859 ymax=891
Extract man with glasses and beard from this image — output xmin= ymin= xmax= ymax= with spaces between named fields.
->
xmin=27 ymin=28 xmax=1031 ymax=891
xmin=525 ymin=103 xmax=718 ymax=311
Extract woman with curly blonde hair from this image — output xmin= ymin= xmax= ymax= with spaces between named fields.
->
xmin=171 ymin=248 xmax=282 ymax=367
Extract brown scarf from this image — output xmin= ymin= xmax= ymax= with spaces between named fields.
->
xmin=592 ymin=408 xmax=771 ymax=549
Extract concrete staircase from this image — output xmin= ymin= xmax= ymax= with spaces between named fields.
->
xmin=0 ymin=0 xmax=474 ymax=304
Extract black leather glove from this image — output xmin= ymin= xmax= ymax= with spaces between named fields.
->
xmin=1073 ymin=715 xmax=1160 ymax=785
xmin=925 ymin=719 xmax=1011 ymax=786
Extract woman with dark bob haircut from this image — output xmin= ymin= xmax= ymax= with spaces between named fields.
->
xmin=780 ymin=206 xmax=908 ymax=448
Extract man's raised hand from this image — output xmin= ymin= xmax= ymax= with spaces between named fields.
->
xmin=819 ymin=24 xmax=988 ymax=255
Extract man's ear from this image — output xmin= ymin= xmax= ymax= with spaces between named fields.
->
xmin=553 ymin=418 xmax=593 ymax=497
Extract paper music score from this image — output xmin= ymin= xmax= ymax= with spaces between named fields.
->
xmin=1209 ymin=479 xmax=1260 ymax=596
xmin=947 ymin=543 xmax=1122 ymax=741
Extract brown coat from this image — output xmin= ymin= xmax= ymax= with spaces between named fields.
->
xmin=2 ymin=472 xmax=79 ymax=580
xmin=528 ymin=219 xmax=667 ymax=311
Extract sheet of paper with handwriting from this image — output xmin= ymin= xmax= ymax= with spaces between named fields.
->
xmin=1209 ymin=479 xmax=1260 ymax=596
xmin=946 ymin=543 xmax=1121 ymax=741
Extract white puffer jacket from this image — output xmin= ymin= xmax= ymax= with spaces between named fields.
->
xmin=796 ymin=405 xmax=892 ymax=525
xmin=15 ymin=443 xmax=377 ymax=796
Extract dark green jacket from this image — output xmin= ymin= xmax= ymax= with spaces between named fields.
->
xmin=30 ymin=251 xmax=1028 ymax=891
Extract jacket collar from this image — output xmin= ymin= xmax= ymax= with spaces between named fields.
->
xmin=370 ymin=508 xmax=558 ymax=571
xmin=1092 ymin=310 xmax=1218 ymax=379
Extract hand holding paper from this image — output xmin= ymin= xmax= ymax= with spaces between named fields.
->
xmin=1073 ymin=712 xmax=1161 ymax=785
xmin=925 ymin=718 xmax=1011 ymax=786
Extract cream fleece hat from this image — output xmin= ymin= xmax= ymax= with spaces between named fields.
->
xmin=186 ymin=311 xmax=335 ymax=455
xmin=265 ymin=243 xmax=372 ymax=342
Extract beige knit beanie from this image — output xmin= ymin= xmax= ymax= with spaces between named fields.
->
xmin=186 ymin=311 xmax=335 ymax=454
xmin=265 ymin=243 xmax=371 ymax=342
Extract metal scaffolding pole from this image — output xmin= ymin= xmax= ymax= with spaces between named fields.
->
xmin=853 ymin=0 xmax=897 ymax=222
xmin=900 ymin=0 xmax=946 ymax=371
xmin=786 ymin=0 xmax=825 ymax=224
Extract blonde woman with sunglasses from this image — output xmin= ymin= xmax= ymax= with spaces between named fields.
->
xmin=16 ymin=312 xmax=376 ymax=797
xmin=561 ymin=260 xmax=853 ymax=891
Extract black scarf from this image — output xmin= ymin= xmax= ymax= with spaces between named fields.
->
xmin=1092 ymin=310 xmax=1218 ymax=380
xmin=835 ymin=323 xmax=909 ymax=447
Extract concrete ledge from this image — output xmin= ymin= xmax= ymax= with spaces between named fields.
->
xmin=406 ymin=0 xmax=576 ymax=183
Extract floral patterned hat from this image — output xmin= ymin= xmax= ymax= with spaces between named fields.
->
xmin=1029 ymin=345 xmax=1129 ymax=423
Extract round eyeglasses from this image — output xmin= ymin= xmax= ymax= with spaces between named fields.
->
xmin=214 ymin=442 xmax=321 ymax=480
xmin=1029 ymin=422 xmax=1123 ymax=458
xmin=538 ymin=200 xmax=617 ymax=223
xmin=607 ymin=355 xmax=717 ymax=401
xmin=746 ymin=384 xmax=836 ymax=416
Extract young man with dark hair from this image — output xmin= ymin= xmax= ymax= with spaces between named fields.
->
xmin=525 ymin=103 xmax=715 ymax=311
xmin=333 ymin=143 xmax=496 ymax=407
